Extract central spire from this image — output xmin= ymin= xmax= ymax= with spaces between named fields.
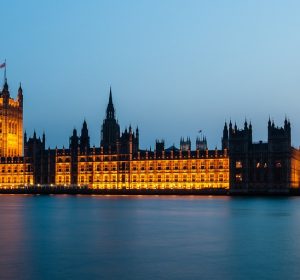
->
xmin=106 ymin=86 xmax=115 ymax=119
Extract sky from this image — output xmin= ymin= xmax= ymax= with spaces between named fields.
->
xmin=1 ymin=0 xmax=300 ymax=149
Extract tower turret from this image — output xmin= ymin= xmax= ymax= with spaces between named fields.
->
xmin=222 ymin=121 xmax=229 ymax=150
xmin=18 ymin=82 xmax=23 ymax=107
xmin=80 ymin=120 xmax=90 ymax=153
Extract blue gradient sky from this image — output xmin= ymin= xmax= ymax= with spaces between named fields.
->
xmin=1 ymin=0 xmax=300 ymax=149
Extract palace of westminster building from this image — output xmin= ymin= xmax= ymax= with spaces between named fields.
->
xmin=1 ymin=78 xmax=300 ymax=192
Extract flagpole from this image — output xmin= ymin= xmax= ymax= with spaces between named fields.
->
xmin=4 ymin=59 xmax=6 ymax=82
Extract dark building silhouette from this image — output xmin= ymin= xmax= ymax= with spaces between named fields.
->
xmin=101 ymin=87 xmax=120 ymax=153
xmin=228 ymin=118 xmax=300 ymax=192
xmin=196 ymin=136 xmax=208 ymax=151
xmin=24 ymin=131 xmax=55 ymax=185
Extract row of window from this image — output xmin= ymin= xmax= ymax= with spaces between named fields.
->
xmin=236 ymin=161 xmax=282 ymax=169
xmin=0 ymin=176 xmax=32 ymax=184
xmin=57 ymin=174 xmax=228 ymax=184
xmin=56 ymin=164 xmax=228 ymax=173
xmin=0 ymin=165 xmax=32 ymax=173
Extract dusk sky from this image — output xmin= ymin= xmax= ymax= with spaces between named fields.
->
xmin=1 ymin=0 xmax=300 ymax=149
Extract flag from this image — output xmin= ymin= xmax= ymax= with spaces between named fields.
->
xmin=0 ymin=62 xmax=5 ymax=68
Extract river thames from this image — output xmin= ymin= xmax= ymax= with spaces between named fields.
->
xmin=0 ymin=195 xmax=300 ymax=280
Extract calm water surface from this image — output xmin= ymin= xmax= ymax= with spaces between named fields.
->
xmin=0 ymin=195 xmax=300 ymax=280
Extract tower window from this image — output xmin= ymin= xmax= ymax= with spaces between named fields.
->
xmin=235 ymin=174 xmax=242 ymax=182
xmin=236 ymin=161 xmax=242 ymax=168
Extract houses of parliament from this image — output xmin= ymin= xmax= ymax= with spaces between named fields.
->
xmin=1 ymin=77 xmax=300 ymax=192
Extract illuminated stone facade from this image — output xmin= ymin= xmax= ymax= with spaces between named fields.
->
xmin=0 ymin=79 xmax=34 ymax=187
xmin=0 ymin=79 xmax=23 ymax=157
xmin=0 ymin=157 xmax=33 ymax=187
xmin=55 ymin=146 xmax=229 ymax=189
xmin=53 ymin=91 xmax=229 ymax=189
xmin=1 ymin=82 xmax=300 ymax=192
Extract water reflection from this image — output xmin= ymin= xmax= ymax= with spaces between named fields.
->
xmin=0 ymin=195 xmax=300 ymax=280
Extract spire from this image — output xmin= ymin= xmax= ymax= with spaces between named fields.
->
xmin=18 ymin=82 xmax=22 ymax=93
xmin=80 ymin=119 xmax=90 ymax=152
xmin=109 ymin=86 xmax=112 ymax=103
xmin=83 ymin=119 xmax=87 ymax=129
xmin=244 ymin=118 xmax=248 ymax=129
xmin=106 ymin=87 xmax=115 ymax=119
xmin=3 ymin=77 xmax=8 ymax=92
xmin=17 ymin=82 xmax=23 ymax=106
xmin=224 ymin=121 xmax=228 ymax=132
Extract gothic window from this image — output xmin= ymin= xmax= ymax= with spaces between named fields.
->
xmin=201 ymin=162 xmax=205 ymax=169
xmin=201 ymin=174 xmax=205 ymax=182
xmin=219 ymin=174 xmax=224 ymax=182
